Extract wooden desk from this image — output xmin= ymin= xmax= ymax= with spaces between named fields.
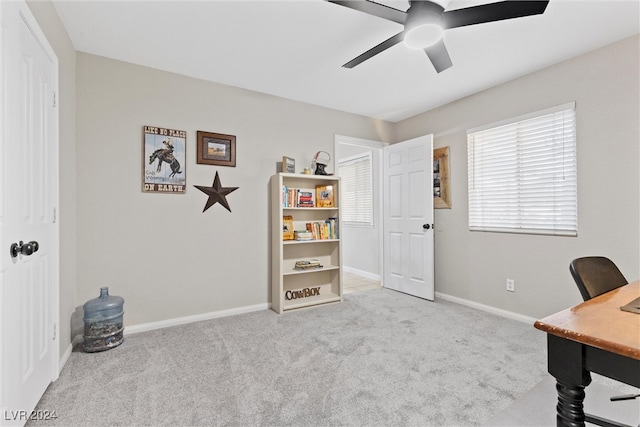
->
xmin=534 ymin=281 xmax=640 ymax=427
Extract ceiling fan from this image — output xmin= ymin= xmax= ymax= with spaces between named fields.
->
xmin=326 ymin=0 xmax=549 ymax=73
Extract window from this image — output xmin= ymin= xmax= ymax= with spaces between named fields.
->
xmin=467 ymin=102 xmax=577 ymax=236
xmin=338 ymin=151 xmax=373 ymax=226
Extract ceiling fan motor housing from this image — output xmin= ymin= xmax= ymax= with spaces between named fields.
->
xmin=406 ymin=1 xmax=445 ymax=28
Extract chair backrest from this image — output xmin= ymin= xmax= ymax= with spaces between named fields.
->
xmin=569 ymin=256 xmax=628 ymax=301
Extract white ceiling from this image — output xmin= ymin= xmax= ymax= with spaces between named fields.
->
xmin=52 ymin=0 xmax=639 ymax=122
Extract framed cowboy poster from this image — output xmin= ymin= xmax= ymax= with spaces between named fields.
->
xmin=143 ymin=125 xmax=187 ymax=193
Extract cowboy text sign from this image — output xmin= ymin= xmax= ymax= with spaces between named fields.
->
xmin=284 ymin=287 xmax=321 ymax=301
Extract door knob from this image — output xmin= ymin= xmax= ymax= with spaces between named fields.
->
xmin=423 ymin=224 xmax=431 ymax=230
xmin=9 ymin=240 xmax=39 ymax=258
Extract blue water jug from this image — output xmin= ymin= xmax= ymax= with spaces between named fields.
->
xmin=83 ymin=287 xmax=124 ymax=352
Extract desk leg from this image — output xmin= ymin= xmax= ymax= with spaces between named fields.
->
xmin=555 ymin=380 xmax=586 ymax=426
xmin=547 ymin=335 xmax=592 ymax=427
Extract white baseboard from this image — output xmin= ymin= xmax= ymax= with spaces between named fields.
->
xmin=72 ymin=334 xmax=83 ymax=348
xmin=58 ymin=342 xmax=73 ymax=375
xmin=66 ymin=303 xmax=271 ymax=357
xmin=435 ymin=292 xmax=537 ymax=325
xmin=125 ymin=302 xmax=271 ymax=335
xmin=343 ymin=266 xmax=381 ymax=282
xmin=59 ymin=296 xmax=530 ymax=375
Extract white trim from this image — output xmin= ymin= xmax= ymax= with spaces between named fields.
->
xmin=435 ymin=292 xmax=537 ymax=325
xmin=334 ymin=134 xmax=387 ymax=149
xmin=343 ymin=266 xmax=381 ymax=282
xmin=71 ymin=335 xmax=83 ymax=349
xmin=58 ymin=343 xmax=74 ymax=375
xmin=124 ymin=303 xmax=271 ymax=335
xmin=69 ymin=303 xmax=271 ymax=347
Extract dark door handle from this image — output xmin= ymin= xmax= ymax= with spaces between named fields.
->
xmin=423 ymin=224 xmax=431 ymax=230
xmin=10 ymin=240 xmax=39 ymax=258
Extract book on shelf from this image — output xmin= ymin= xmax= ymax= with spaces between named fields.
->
xmin=327 ymin=217 xmax=338 ymax=239
xmin=282 ymin=186 xmax=293 ymax=207
xmin=283 ymin=215 xmax=294 ymax=240
xmin=281 ymin=186 xmax=316 ymax=208
xmin=294 ymin=230 xmax=313 ymax=241
xmin=315 ymin=184 xmax=334 ymax=208
xmin=305 ymin=218 xmax=339 ymax=240
xmin=296 ymin=188 xmax=315 ymax=207
xmin=294 ymin=259 xmax=323 ymax=270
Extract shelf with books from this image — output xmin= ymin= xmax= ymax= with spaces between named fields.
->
xmin=283 ymin=239 xmax=339 ymax=245
xmin=283 ymin=207 xmax=339 ymax=211
xmin=283 ymin=265 xmax=340 ymax=276
xmin=280 ymin=174 xmax=339 ymax=209
xmin=282 ymin=211 xmax=339 ymax=242
xmin=271 ymin=172 xmax=342 ymax=314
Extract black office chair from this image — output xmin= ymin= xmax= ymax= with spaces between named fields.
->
xmin=569 ymin=256 xmax=628 ymax=301
xmin=569 ymin=256 xmax=637 ymax=427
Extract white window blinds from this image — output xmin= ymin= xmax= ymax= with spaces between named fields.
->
xmin=338 ymin=151 xmax=373 ymax=226
xmin=467 ymin=102 xmax=577 ymax=236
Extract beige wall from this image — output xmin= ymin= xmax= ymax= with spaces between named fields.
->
xmin=394 ymin=35 xmax=640 ymax=318
xmin=27 ymin=0 xmax=77 ymax=360
xmin=75 ymin=53 xmax=394 ymax=327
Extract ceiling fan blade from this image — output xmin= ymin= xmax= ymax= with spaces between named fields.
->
xmin=343 ymin=31 xmax=405 ymax=68
xmin=442 ymin=1 xmax=549 ymax=29
xmin=326 ymin=0 xmax=407 ymax=25
xmin=424 ymin=39 xmax=453 ymax=73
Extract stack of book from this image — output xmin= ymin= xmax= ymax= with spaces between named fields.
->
xmin=296 ymin=190 xmax=314 ymax=208
xmin=294 ymin=230 xmax=313 ymax=241
xmin=294 ymin=259 xmax=323 ymax=270
xmin=282 ymin=186 xmax=316 ymax=207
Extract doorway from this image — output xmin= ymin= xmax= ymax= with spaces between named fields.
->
xmin=334 ymin=135 xmax=384 ymax=292
xmin=342 ymin=271 xmax=382 ymax=295
xmin=335 ymin=134 xmax=435 ymax=300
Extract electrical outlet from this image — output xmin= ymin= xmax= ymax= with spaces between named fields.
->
xmin=506 ymin=279 xmax=515 ymax=292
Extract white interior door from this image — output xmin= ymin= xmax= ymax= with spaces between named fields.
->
xmin=1 ymin=1 xmax=59 ymax=425
xmin=383 ymin=135 xmax=434 ymax=300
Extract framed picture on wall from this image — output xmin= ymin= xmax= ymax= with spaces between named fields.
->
xmin=142 ymin=125 xmax=186 ymax=193
xmin=197 ymin=131 xmax=236 ymax=167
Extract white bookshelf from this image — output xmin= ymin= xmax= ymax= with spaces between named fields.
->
xmin=270 ymin=173 xmax=342 ymax=313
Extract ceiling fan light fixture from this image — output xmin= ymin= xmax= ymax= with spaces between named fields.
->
xmin=404 ymin=23 xmax=443 ymax=49
xmin=403 ymin=0 xmax=445 ymax=49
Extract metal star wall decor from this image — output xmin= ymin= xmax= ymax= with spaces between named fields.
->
xmin=194 ymin=171 xmax=239 ymax=213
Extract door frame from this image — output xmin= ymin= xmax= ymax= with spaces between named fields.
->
xmin=334 ymin=135 xmax=386 ymax=283
xmin=0 ymin=0 xmax=61 ymax=391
